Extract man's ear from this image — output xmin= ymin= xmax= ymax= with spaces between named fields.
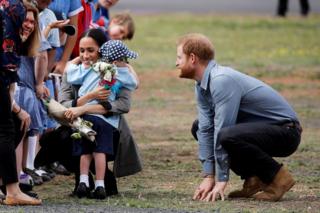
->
xmin=189 ymin=53 xmax=197 ymax=64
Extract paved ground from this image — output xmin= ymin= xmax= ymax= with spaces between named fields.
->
xmin=113 ymin=0 xmax=320 ymax=15
xmin=0 ymin=205 xmax=202 ymax=213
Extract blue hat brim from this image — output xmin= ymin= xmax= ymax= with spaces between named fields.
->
xmin=126 ymin=50 xmax=138 ymax=59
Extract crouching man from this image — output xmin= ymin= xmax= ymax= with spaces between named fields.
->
xmin=176 ymin=33 xmax=302 ymax=202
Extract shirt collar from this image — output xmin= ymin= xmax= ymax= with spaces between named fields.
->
xmin=199 ymin=60 xmax=216 ymax=90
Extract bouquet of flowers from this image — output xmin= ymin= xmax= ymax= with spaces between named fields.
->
xmin=92 ymin=61 xmax=120 ymax=96
xmin=43 ymin=98 xmax=96 ymax=142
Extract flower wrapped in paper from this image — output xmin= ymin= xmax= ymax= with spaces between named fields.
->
xmin=43 ymin=98 xmax=96 ymax=142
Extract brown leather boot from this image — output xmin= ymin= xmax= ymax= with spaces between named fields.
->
xmin=228 ymin=176 xmax=265 ymax=198
xmin=253 ymin=166 xmax=295 ymax=201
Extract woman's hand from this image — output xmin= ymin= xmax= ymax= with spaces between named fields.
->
xmin=43 ymin=19 xmax=70 ymax=42
xmin=90 ymin=87 xmax=110 ymax=101
xmin=48 ymin=19 xmax=70 ymax=29
xmin=35 ymin=84 xmax=50 ymax=99
xmin=35 ymin=84 xmax=44 ymax=99
xmin=69 ymin=56 xmax=81 ymax=65
xmin=64 ymin=107 xmax=85 ymax=122
xmin=76 ymin=87 xmax=110 ymax=107
xmin=43 ymin=85 xmax=50 ymax=98
xmin=17 ymin=109 xmax=31 ymax=133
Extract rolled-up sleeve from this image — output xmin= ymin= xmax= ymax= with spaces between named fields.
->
xmin=196 ymin=85 xmax=216 ymax=176
xmin=68 ymin=0 xmax=83 ymax=17
xmin=211 ymin=75 xmax=243 ymax=181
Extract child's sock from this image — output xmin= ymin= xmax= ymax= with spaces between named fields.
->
xmin=80 ymin=174 xmax=89 ymax=187
xmin=26 ymin=136 xmax=37 ymax=170
xmin=95 ymin=180 xmax=105 ymax=189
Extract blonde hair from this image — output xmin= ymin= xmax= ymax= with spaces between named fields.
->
xmin=111 ymin=13 xmax=135 ymax=40
xmin=21 ymin=0 xmax=40 ymax=57
xmin=177 ymin=33 xmax=214 ymax=63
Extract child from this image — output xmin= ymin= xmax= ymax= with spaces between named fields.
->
xmin=91 ymin=0 xmax=119 ymax=31
xmin=65 ymin=29 xmax=138 ymax=199
xmin=73 ymin=10 xmax=135 ymax=58
xmin=93 ymin=0 xmax=119 ymax=21
xmin=103 ymin=13 xmax=135 ymax=40
xmin=48 ymin=0 xmax=83 ymax=74
xmin=72 ymin=0 xmax=121 ymax=58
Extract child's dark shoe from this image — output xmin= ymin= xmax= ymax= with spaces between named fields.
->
xmin=93 ymin=186 xmax=106 ymax=199
xmin=76 ymin=183 xmax=90 ymax=198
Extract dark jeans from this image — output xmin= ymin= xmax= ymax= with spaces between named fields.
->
xmin=191 ymin=119 xmax=301 ymax=184
xmin=0 ymin=74 xmax=18 ymax=185
xmin=277 ymin=0 xmax=310 ymax=16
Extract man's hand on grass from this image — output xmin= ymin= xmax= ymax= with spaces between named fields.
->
xmin=193 ymin=176 xmax=215 ymax=201
xmin=204 ymin=181 xmax=228 ymax=202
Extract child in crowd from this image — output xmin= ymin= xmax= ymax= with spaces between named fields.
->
xmin=17 ymin=0 xmax=61 ymax=186
xmin=93 ymin=0 xmax=119 ymax=20
xmin=65 ymin=29 xmax=138 ymax=199
xmin=72 ymin=0 xmax=119 ymax=58
xmin=48 ymin=0 xmax=83 ymax=74
xmin=35 ymin=0 xmax=73 ymax=177
xmin=91 ymin=0 xmax=119 ymax=30
xmin=106 ymin=13 xmax=135 ymax=40
xmin=73 ymin=1 xmax=134 ymax=58
xmin=14 ymin=0 xmax=53 ymax=188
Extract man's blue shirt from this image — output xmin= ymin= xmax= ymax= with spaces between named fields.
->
xmin=196 ymin=60 xmax=298 ymax=181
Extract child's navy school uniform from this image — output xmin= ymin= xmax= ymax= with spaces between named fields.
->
xmin=66 ymin=63 xmax=137 ymax=156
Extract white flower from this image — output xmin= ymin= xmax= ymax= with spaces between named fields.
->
xmin=103 ymin=70 xmax=113 ymax=82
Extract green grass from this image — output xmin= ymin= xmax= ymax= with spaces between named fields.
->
xmin=31 ymin=14 xmax=320 ymax=212
xmin=127 ymin=14 xmax=320 ymax=75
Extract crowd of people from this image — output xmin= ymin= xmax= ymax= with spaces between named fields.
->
xmin=1 ymin=0 xmax=141 ymax=205
xmin=1 ymin=0 xmax=303 ymax=208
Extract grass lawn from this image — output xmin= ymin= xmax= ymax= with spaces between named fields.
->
xmin=35 ymin=14 xmax=320 ymax=212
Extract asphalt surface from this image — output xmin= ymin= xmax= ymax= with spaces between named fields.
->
xmin=113 ymin=0 xmax=320 ymax=15
xmin=0 ymin=204 xmax=204 ymax=213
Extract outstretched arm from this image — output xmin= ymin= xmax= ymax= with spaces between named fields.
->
xmin=42 ymin=19 xmax=70 ymax=39
xmin=53 ymin=15 xmax=79 ymax=74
